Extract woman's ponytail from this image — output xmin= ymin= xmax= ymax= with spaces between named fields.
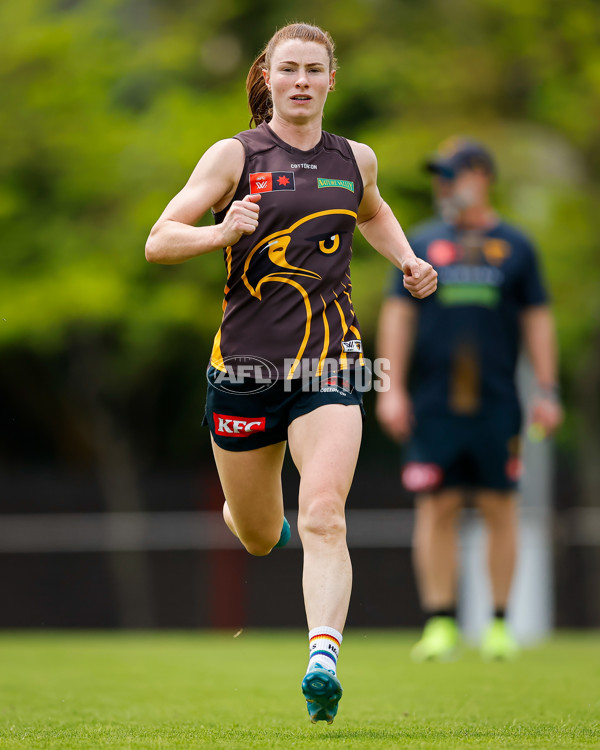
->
xmin=246 ymin=51 xmax=271 ymax=127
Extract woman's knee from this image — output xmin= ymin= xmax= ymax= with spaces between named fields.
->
xmin=242 ymin=539 xmax=276 ymax=556
xmin=239 ymin=529 xmax=280 ymax=556
xmin=298 ymin=494 xmax=346 ymax=540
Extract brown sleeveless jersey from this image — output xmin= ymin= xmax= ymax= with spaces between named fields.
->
xmin=210 ymin=122 xmax=365 ymax=380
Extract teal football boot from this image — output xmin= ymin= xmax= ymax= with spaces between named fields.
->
xmin=302 ymin=665 xmax=343 ymax=724
xmin=274 ymin=517 xmax=291 ymax=548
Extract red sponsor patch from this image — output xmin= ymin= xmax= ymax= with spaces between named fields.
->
xmin=250 ymin=172 xmax=295 ymax=194
xmin=402 ymin=462 xmax=444 ymax=492
xmin=250 ymin=172 xmax=273 ymax=194
xmin=427 ymin=240 xmax=458 ymax=266
xmin=214 ymin=413 xmax=266 ymax=437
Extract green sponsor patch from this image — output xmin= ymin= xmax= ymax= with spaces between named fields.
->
xmin=317 ymin=178 xmax=355 ymax=192
xmin=439 ymin=284 xmax=500 ymax=307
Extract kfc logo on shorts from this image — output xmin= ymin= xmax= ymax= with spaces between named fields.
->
xmin=214 ymin=414 xmax=266 ymax=437
xmin=402 ymin=462 xmax=443 ymax=492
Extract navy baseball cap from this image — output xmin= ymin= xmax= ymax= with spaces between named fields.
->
xmin=425 ymin=137 xmax=496 ymax=180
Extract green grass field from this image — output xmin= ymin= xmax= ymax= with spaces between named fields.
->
xmin=0 ymin=631 xmax=598 ymax=749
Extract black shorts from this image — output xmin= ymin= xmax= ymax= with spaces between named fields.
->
xmin=401 ymin=408 xmax=522 ymax=493
xmin=203 ymin=366 xmax=365 ymax=451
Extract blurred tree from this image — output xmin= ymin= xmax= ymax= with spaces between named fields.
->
xmin=0 ymin=0 xmax=598 ymax=510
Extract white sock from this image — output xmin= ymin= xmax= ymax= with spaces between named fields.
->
xmin=307 ymin=626 xmax=343 ymax=675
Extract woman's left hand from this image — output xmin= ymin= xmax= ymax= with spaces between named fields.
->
xmin=402 ymin=257 xmax=438 ymax=299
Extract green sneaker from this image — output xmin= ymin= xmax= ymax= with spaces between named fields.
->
xmin=411 ymin=616 xmax=460 ymax=662
xmin=480 ymin=618 xmax=519 ymax=661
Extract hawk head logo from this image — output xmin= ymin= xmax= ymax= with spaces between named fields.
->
xmin=241 ymin=209 xmax=356 ymax=298
xmin=240 ymin=209 xmax=358 ymax=377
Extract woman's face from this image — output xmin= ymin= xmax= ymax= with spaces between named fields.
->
xmin=263 ymin=39 xmax=335 ymax=125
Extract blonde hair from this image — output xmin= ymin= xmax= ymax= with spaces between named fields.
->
xmin=246 ymin=23 xmax=337 ymax=127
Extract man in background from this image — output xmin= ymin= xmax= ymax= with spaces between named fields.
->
xmin=376 ymin=138 xmax=563 ymax=660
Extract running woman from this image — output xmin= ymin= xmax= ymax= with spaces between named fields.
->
xmin=146 ymin=23 xmax=437 ymax=723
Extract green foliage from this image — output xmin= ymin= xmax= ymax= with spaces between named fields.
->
xmin=0 ymin=0 xmax=246 ymax=356
xmin=0 ymin=631 xmax=598 ymax=748
xmin=1 ymin=0 xmax=598 ymax=456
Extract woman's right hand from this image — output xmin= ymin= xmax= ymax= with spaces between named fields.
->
xmin=219 ymin=193 xmax=262 ymax=247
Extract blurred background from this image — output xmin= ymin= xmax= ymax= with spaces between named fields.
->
xmin=1 ymin=0 xmax=598 ymax=633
